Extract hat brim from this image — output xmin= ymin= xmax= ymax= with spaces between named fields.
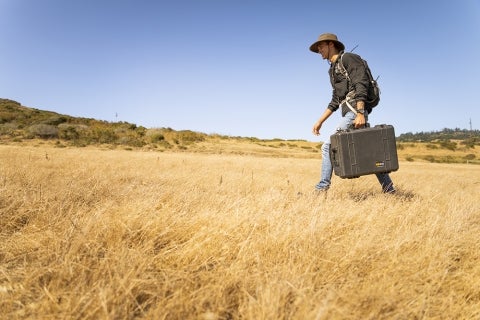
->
xmin=309 ymin=40 xmax=345 ymax=53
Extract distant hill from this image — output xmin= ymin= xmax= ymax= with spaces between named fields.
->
xmin=1 ymin=97 xmax=479 ymax=149
xmin=1 ymin=98 xmax=480 ymax=163
xmin=0 ymin=98 xmax=313 ymax=154
xmin=0 ymin=98 xmax=152 ymax=146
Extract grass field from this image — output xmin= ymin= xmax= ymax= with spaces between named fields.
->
xmin=1 ymin=144 xmax=479 ymax=319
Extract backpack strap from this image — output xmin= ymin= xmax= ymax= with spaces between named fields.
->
xmin=338 ymin=53 xmax=350 ymax=81
xmin=345 ymin=98 xmax=357 ymax=115
xmin=338 ymin=53 xmax=357 ymax=114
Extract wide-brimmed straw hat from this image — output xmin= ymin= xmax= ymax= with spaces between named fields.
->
xmin=309 ymin=33 xmax=345 ymax=53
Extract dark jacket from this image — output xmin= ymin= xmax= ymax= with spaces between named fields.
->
xmin=327 ymin=51 xmax=371 ymax=116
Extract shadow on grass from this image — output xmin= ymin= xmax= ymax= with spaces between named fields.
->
xmin=349 ymin=189 xmax=417 ymax=202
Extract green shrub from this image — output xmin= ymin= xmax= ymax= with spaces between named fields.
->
xmin=0 ymin=112 xmax=16 ymax=124
xmin=441 ymin=156 xmax=455 ymax=163
xmin=176 ymin=130 xmax=205 ymax=144
xmin=135 ymin=126 xmax=147 ymax=137
xmin=28 ymin=124 xmax=58 ymax=138
xmin=90 ymin=127 xmax=117 ymax=144
xmin=157 ymin=140 xmax=172 ymax=149
xmin=58 ymin=124 xmax=88 ymax=140
xmin=41 ymin=116 xmax=68 ymax=125
xmin=117 ymin=136 xmax=146 ymax=148
xmin=464 ymin=154 xmax=476 ymax=160
xmin=461 ymin=138 xmax=478 ymax=149
xmin=149 ymin=133 xmax=165 ymax=143
xmin=439 ymin=140 xmax=457 ymax=151
xmin=423 ymin=155 xmax=436 ymax=163
xmin=0 ymin=123 xmax=17 ymax=135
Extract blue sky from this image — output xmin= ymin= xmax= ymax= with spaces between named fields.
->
xmin=1 ymin=0 xmax=479 ymax=140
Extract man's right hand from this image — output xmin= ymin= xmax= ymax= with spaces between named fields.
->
xmin=312 ymin=121 xmax=322 ymax=136
xmin=312 ymin=109 xmax=333 ymax=136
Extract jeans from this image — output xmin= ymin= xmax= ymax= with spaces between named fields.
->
xmin=315 ymin=111 xmax=395 ymax=193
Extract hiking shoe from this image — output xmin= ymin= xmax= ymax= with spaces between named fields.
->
xmin=314 ymin=187 xmax=329 ymax=196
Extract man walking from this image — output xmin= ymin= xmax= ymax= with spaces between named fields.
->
xmin=310 ymin=33 xmax=395 ymax=193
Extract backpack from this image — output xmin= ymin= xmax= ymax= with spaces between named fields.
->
xmin=339 ymin=53 xmax=380 ymax=110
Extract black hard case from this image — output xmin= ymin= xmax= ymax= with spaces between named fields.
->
xmin=329 ymin=124 xmax=399 ymax=179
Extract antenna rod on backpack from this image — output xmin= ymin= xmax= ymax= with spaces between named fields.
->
xmin=350 ymin=44 xmax=358 ymax=52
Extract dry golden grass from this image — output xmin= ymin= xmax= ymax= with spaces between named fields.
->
xmin=398 ymin=141 xmax=480 ymax=164
xmin=1 ymin=144 xmax=479 ymax=319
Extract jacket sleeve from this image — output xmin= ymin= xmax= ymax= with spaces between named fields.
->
xmin=342 ymin=53 xmax=369 ymax=103
xmin=327 ymin=67 xmax=340 ymax=112
xmin=327 ymin=90 xmax=340 ymax=112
